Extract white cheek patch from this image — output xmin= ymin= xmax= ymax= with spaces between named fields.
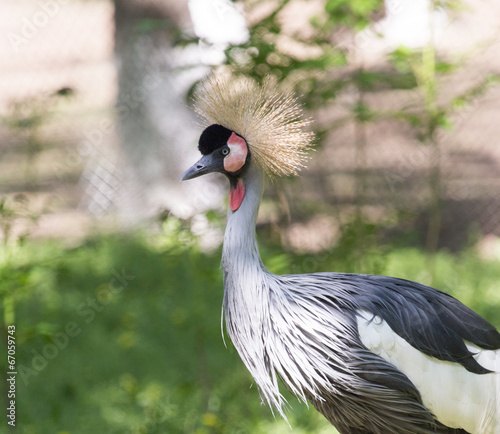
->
xmin=224 ymin=132 xmax=248 ymax=173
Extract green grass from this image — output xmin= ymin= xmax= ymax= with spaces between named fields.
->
xmin=0 ymin=220 xmax=499 ymax=433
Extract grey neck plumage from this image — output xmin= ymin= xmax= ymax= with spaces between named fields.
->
xmin=222 ymin=164 xmax=265 ymax=275
xmin=221 ymin=164 xmax=289 ymax=412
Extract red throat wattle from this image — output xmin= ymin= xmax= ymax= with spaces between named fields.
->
xmin=229 ymin=178 xmax=245 ymax=212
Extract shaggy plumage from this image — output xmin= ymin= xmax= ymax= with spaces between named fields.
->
xmin=222 ymin=164 xmax=500 ymax=434
xmin=182 ymin=75 xmax=500 ymax=434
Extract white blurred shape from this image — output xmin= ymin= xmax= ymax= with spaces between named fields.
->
xmin=188 ymin=0 xmax=249 ymax=46
xmin=379 ymin=0 xmax=448 ymax=48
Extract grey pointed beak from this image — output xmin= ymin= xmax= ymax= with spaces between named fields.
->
xmin=180 ymin=153 xmax=223 ymax=181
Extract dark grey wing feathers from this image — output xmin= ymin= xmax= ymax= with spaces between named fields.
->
xmin=323 ymin=273 xmax=500 ymax=374
xmin=281 ymin=272 xmax=486 ymax=432
xmin=430 ymin=292 xmax=500 ymax=349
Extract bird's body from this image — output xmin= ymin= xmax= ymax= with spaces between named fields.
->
xmin=182 ymin=76 xmax=500 ymax=433
xmin=222 ymin=163 xmax=500 ymax=434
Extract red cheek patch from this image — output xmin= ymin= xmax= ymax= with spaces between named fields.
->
xmin=229 ymin=178 xmax=245 ymax=212
xmin=224 ymin=132 xmax=248 ymax=173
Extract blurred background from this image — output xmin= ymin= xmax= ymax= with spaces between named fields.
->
xmin=1 ymin=0 xmax=500 ymax=433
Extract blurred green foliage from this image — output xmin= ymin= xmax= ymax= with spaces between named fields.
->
xmin=322 ymin=0 xmax=383 ymax=30
xmin=1 ymin=219 xmax=499 ymax=433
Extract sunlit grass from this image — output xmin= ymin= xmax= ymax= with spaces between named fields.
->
xmin=0 ymin=223 xmax=498 ymax=433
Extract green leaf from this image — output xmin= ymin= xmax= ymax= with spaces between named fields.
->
xmin=435 ymin=60 xmax=458 ymax=74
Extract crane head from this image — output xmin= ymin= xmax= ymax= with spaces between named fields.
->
xmin=181 ymin=124 xmax=250 ymax=212
xmin=181 ymin=75 xmax=314 ymax=211
xmin=185 ymin=75 xmax=314 ymax=176
xmin=180 ymin=124 xmax=249 ymax=181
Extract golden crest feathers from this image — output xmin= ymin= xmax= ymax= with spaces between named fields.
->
xmin=193 ymin=75 xmax=314 ymax=177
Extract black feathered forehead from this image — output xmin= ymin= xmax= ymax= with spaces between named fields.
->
xmin=198 ymin=124 xmax=233 ymax=155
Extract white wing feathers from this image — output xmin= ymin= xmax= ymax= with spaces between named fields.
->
xmin=357 ymin=309 xmax=500 ymax=434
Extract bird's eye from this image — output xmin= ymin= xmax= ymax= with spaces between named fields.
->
xmin=221 ymin=148 xmax=230 ymax=156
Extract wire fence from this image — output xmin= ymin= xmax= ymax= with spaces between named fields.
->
xmin=1 ymin=0 xmax=500 ymax=250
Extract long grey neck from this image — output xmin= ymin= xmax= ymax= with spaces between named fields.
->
xmin=221 ymin=163 xmax=265 ymax=273
xmin=221 ymin=163 xmax=285 ymax=413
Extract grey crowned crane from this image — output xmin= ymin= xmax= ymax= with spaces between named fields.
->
xmin=181 ymin=76 xmax=500 ymax=434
